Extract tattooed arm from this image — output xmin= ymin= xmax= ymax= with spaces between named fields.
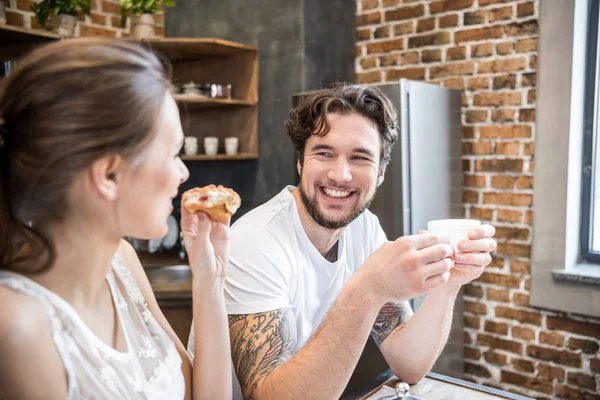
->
xmin=228 ymin=277 xmax=381 ymax=400
xmin=373 ymin=286 xmax=460 ymax=384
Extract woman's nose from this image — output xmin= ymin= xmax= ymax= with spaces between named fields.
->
xmin=178 ymin=158 xmax=189 ymax=184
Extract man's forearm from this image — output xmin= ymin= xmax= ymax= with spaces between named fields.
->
xmin=381 ymin=284 xmax=460 ymax=384
xmin=255 ymin=277 xmax=381 ymax=400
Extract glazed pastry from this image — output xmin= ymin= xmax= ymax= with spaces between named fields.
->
xmin=182 ymin=185 xmax=241 ymax=223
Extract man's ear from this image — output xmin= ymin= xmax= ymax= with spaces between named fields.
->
xmin=376 ymin=165 xmax=386 ymax=187
xmin=89 ymin=155 xmax=125 ymax=202
xmin=297 ymin=159 xmax=302 ymax=176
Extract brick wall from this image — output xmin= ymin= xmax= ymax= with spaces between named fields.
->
xmin=2 ymin=0 xmax=164 ymax=37
xmin=356 ymin=0 xmax=600 ymax=398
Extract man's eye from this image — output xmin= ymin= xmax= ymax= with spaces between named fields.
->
xmin=317 ymin=152 xmax=333 ymax=158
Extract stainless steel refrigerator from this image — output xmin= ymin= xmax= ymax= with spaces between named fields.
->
xmin=369 ymin=79 xmax=464 ymax=378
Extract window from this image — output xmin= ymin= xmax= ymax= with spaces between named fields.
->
xmin=581 ymin=0 xmax=600 ymax=263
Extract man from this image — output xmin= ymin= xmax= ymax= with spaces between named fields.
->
xmin=190 ymin=84 xmax=496 ymax=399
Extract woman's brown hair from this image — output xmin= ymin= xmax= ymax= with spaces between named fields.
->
xmin=0 ymin=37 xmax=171 ymax=273
xmin=285 ymin=83 xmax=399 ymax=170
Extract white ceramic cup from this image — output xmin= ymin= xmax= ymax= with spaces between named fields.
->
xmin=427 ymin=219 xmax=481 ymax=250
xmin=204 ymin=136 xmax=219 ymax=156
xmin=225 ymin=137 xmax=239 ymax=155
xmin=184 ymin=137 xmax=198 ymax=155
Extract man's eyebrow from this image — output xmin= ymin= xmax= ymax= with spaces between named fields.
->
xmin=309 ymin=144 xmax=334 ymax=152
xmin=353 ymin=147 xmax=376 ymax=158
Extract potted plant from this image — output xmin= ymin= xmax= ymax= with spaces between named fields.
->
xmin=32 ymin=0 xmax=91 ymax=37
xmin=119 ymin=0 xmax=174 ymax=39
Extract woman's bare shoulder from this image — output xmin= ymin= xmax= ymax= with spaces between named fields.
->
xmin=0 ymin=285 xmax=68 ymax=399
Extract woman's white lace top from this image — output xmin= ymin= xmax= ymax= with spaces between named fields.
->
xmin=0 ymin=254 xmax=185 ymax=400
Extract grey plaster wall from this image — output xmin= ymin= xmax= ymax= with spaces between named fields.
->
xmin=166 ymin=0 xmax=355 ymax=218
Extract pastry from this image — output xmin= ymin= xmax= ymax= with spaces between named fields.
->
xmin=181 ymin=185 xmax=241 ymax=223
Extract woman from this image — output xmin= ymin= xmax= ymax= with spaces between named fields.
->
xmin=0 ymin=38 xmax=231 ymax=399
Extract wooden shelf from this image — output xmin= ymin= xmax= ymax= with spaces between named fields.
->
xmin=0 ymin=24 xmax=60 ymax=43
xmin=173 ymin=95 xmax=256 ymax=107
xmin=180 ymin=153 xmax=258 ymax=161
xmin=141 ymin=37 xmax=257 ymax=60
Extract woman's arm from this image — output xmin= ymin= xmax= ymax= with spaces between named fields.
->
xmin=0 ymin=287 xmax=69 ymax=400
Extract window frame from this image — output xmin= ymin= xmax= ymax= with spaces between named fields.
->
xmin=580 ymin=0 xmax=600 ymax=264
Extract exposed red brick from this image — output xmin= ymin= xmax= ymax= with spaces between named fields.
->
xmin=6 ymin=10 xmax=25 ymax=26
xmin=517 ymin=2 xmax=535 ymax=17
xmin=470 ymin=207 xmax=494 ymax=220
xmin=519 ymin=109 xmax=535 ymax=122
xmin=467 ymin=77 xmax=489 ymax=90
xmin=516 ymin=38 xmax=538 ymax=53
xmin=547 ymin=316 xmax=600 ymax=340
xmin=504 ymin=20 xmax=539 ymax=36
xmin=466 ymin=110 xmax=488 ymax=123
xmin=567 ymin=372 xmax=596 ymax=391
xmin=430 ymin=61 xmax=474 ymax=78
xmin=464 ymin=283 xmax=484 ymax=298
xmin=493 ymin=75 xmax=517 ymax=90
xmin=567 ymin=338 xmax=599 ymax=354
xmin=400 ymin=51 xmax=419 ymax=65
xmin=463 ymin=189 xmax=478 ymax=203
xmin=90 ymin=12 xmax=107 ymax=25
xmin=496 ymin=42 xmax=513 ymax=55
xmin=512 ymin=325 xmax=535 ymax=341
xmin=527 ymin=345 xmax=582 ymax=367
xmin=522 ymin=72 xmax=536 ymax=87
xmin=382 ymin=0 xmax=400 ymax=7
xmin=361 ymin=0 xmax=379 ymax=11
xmin=530 ymin=54 xmax=537 ymax=69
xmin=539 ymin=331 xmax=565 ymax=347
xmin=484 ymin=349 xmax=508 ymax=365
xmin=455 ymin=26 xmax=503 ymax=44
xmin=464 ymin=300 xmax=487 ymax=315
xmin=497 ymin=209 xmax=521 ymax=224
xmin=487 ymin=287 xmax=510 ymax=302
xmin=480 ymin=125 xmax=531 ymax=138
xmin=474 ymin=92 xmax=522 ymax=106
xmin=101 ymin=0 xmax=121 ymax=14
xmin=510 ymin=260 xmax=531 ymax=274
xmin=15 ymin=0 xmax=35 ymax=11
xmin=465 ymin=361 xmax=492 ymax=377
xmin=488 ymin=6 xmax=513 ymax=22
xmin=366 ymin=38 xmax=405 ymax=54
xmin=495 ymin=226 xmax=529 ymax=241
xmin=485 ymin=320 xmax=509 ymax=335
xmin=537 ymin=363 xmax=565 ymax=381
xmin=417 ymin=17 xmax=435 ymax=33
xmin=555 ymin=384 xmax=600 ymax=400
xmin=465 ymin=346 xmax=482 ymax=360
xmin=385 ymin=4 xmax=424 ymax=22
xmin=421 ymin=49 xmax=441 ymax=63
xmin=447 ymin=46 xmax=467 ymax=61
xmin=360 ymin=57 xmax=377 ymax=70
xmin=492 ymin=108 xmax=515 ymax=122
xmin=464 ymin=10 xmax=486 ymax=26
xmin=356 ymin=70 xmax=382 ymax=83
xmin=357 ymin=28 xmax=371 ymax=41
xmin=590 ymin=358 xmax=600 ymax=373
xmin=512 ymin=357 xmax=535 ymax=373
xmin=439 ymin=13 xmax=459 ymax=28
xmin=385 ymin=67 xmax=425 ymax=81
xmin=463 ymin=126 xmax=476 ymax=139
xmin=408 ymin=32 xmax=450 ymax=48
xmin=495 ymin=305 xmax=542 ymax=325
xmin=512 ymin=292 xmax=530 ymax=306
xmin=471 ymin=43 xmax=493 ymax=58
xmin=394 ymin=21 xmax=414 ymax=35
xmin=496 ymin=243 xmax=531 ymax=258
xmin=464 ymin=314 xmax=481 ymax=329
xmin=479 ymin=58 xmax=527 ymax=74
xmin=477 ymin=272 xmax=521 ymax=288
xmin=442 ymin=78 xmax=464 ymax=90
xmin=374 ymin=25 xmax=390 ymax=39
xmin=495 ymin=142 xmax=520 ymax=155
xmin=477 ymin=333 xmax=523 ymax=354
xmin=476 ymin=159 xmax=525 ymax=173
xmin=500 ymin=370 xmax=553 ymax=394
xmin=429 ymin=0 xmax=474 ymax=14
xmin=491 ymin=176 xmax=516 ymax=189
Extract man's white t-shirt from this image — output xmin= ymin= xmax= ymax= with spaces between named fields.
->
xmin=224 ymin=186 xmax=390 ymax=351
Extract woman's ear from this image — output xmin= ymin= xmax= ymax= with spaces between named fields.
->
xmin=89 ymin=155 xmax=125 ymax=202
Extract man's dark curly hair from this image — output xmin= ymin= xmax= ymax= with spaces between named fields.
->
xmin=285 ymin=83 xmax=399 ymax=172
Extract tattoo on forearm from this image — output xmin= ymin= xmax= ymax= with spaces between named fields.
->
xmin=228 ymin=309 xmax=297 ymax=399
xmin=371 ymin=301 xmax=413 ymax=346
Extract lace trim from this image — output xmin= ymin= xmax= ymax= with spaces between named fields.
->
xmin=146 ymin=342 xmax=183 ymax=400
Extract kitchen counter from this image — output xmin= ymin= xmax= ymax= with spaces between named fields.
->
xmin=144 ymin=264 xmax=192 ymax=300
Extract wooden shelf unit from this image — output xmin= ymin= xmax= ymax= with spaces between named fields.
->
xmin=0 ymin=24 xmax=59 ymax=61
xmin=141 ymin=38 xmax=259 ymax=160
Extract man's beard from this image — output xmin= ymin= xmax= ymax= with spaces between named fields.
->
xmin=298 ymin=179 xmax=376 ymax=230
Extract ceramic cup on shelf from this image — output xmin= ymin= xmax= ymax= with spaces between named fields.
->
xmin=184 ymin=136 xmax=198 ymax=155
xmin=225 ymin=137 xmax=239 ymax=155
xmin=204 ymin=136 xmax=219 ymax=156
